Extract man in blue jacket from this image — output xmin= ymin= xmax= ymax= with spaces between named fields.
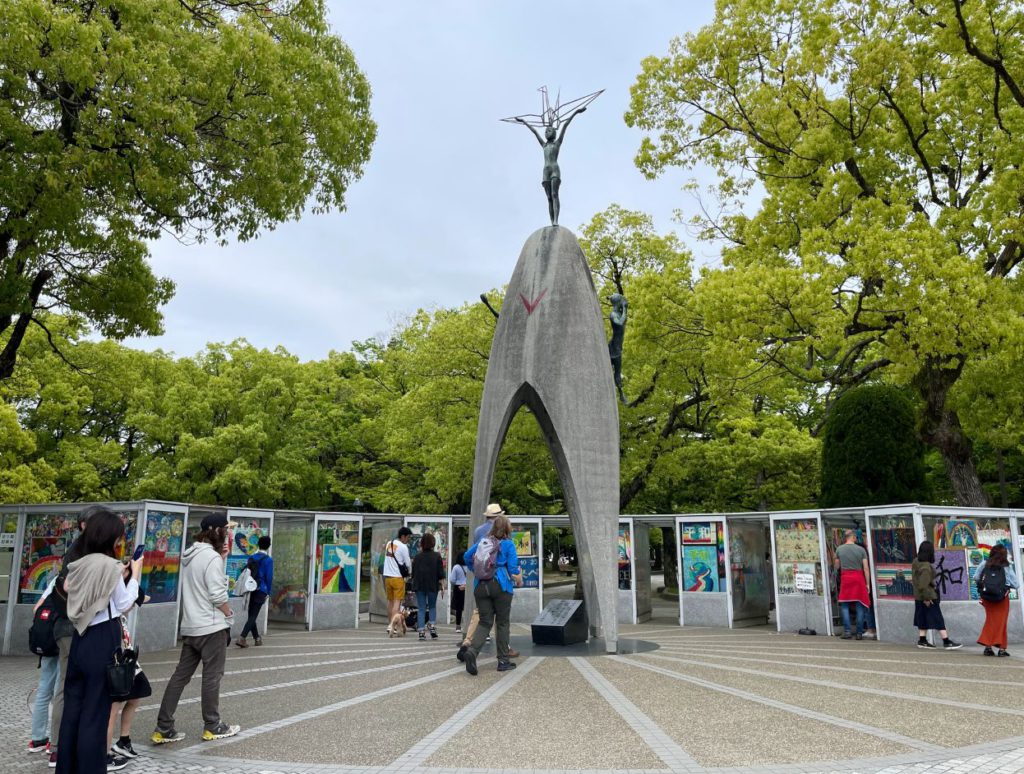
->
xmin=236 ymin=536 xmax=274 ymax=648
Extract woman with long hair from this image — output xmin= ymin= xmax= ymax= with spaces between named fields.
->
xmin=461 ymin=515 xmax=522 ymax=675
xmin=411 ymin=532 xmax=445 ymax=640
xmin=57 ymin=507 xmax=143 ymax=773
xmin=974 ymin=543 xmax=1019 ymax=657
xmin=911 ymin=541 xmax=961 ymax=650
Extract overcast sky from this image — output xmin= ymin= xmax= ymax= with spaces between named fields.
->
xmin=127 ymin=1 xmax=718 ymax=361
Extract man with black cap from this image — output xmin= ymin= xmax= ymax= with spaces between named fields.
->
xmin=152 ymin=512 xmax=240 ymax=745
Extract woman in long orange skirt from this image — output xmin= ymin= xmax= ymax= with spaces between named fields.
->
xmin=974 ymin=544 xmax=1019 ymax=657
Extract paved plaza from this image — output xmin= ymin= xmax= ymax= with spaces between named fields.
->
xmin=3 ymin=623 xmax=1024 ymax=774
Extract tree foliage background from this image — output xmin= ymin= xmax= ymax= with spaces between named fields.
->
xmin=4 ymin=0 xmax=1024 ymax=513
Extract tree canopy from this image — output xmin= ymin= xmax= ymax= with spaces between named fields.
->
xmin=0 ymin=0 xmax=374 ymax=379
xmin=627 ymin=0 xmax=1024 ymax=505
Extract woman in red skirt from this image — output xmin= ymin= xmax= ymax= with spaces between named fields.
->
xmin=974 ymin=544 xmax=1019 ymax=657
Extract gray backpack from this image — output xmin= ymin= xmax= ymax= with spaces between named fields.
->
xmin=472 ymin=536 xmax=500 ymax=580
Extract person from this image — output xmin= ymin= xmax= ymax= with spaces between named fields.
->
xmin=106 ymin=583 xmax=152 ymax=765
xmin=912 ymin=540 xmax=962 ymax=650
xmin=56 ymin=507 xmax=143 ymax=774
xmin=236 ymin=535 xmax=273 ymax=648
xmin=974 ymin=544 xmax=1019 ymax=657
xmin=151 ymin=513 xmax=240 ymax=745
xmin=27 ymin=576 xmax=64 ymax=756
xmin=449 ymin=558 xmax=467 ymax=633
xmin=461 ymin=515 xmax=522 ymax=675
xmin=514 ymin=106 xmax=586 ymax=226
xmin=411 ymin=532 xmax=445 ymax=640
xmin=607 ymin=293 xmax=628 ymax=403
xmin=834 ymin=530 xmax=871 ymax=640
xmin=457 ymin=504 xmax=519 ymax=661
xmin=42 ymin=511 xmax=91 ymax=767
xmin=383 ymin=527 xmax=412 ymax=636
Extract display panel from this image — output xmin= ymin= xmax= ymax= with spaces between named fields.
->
xmin=618 ymin=524 xmax=632 ymax=590
xmin=680 ymin=521 xmax=726 ymax=592
xmin=225 ymin=518 xmax=270 ymax=595
xmin=316 ymin=520 xmax=359 ymax=594
xmin=924 ymin=515 xmax=1017 ymax=601
xmin=139 ymin=511 xmax=184 ymax=604
xmin=20 ymin=511 xmax=138 ymax=604
xmin=510 ymin=522 xmax=540 ymax=589
xmin=774 ymin=519 xmax=822 ymax=594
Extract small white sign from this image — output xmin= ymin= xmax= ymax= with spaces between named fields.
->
xmin=794 ymin=572 xmax=816 ymax=591
xmin=0 ymin=533 xmax=15 ymax=549
xmin=1018 ymin=534 xmax=1024 ymax=549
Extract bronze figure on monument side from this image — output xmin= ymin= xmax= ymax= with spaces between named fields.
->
xmin=608 ymin=293 xmax=627 ymax=404
xmin=503 ymin=87 xmax=603 ymax=226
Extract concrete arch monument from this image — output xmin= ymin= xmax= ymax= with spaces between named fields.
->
xmin=469 ymin=226 xmax=619 ymax=653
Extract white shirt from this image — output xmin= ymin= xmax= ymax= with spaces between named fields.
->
xmin=383 ymin=540 xmax=410 ymax=578
xmin=87 ymin=578 xmax=139 ymax=628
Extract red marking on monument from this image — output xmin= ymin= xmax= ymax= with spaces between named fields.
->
xmin=519 ymin=289 xmax=547 ymax=315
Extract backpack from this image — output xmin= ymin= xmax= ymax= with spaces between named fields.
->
xmin=978 ymin=565 xmax=1008 ymax=602
xmin=235 ymin=555 xmax=260 ymax=596
xmin=472 ymin=536 xmax=501 ymax=581
xmin=28 ymin=594 xmax=63 ymax=657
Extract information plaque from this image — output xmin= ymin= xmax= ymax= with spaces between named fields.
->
xmin=531 ymin=599 xmax=587 ymax=646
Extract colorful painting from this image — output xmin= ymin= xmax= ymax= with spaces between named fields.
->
xmin=512 ymin=530 xmax=534 ymax=557
xmin=774 ymin=520 xmax=820 ymax=563
xmin=777 ymin=561 xmax=819 ymax=595
xmin=519 ymin=556 xmax=540 ymax=588
xmin=716 ymin=522 xmax=727 ymax=590
xmin=407 ymin=520 xmax=450 ymax=571
xmin=226 ymin=556 xmax=249 ymax=595
xmin=683 ymin=545 xmax=718 ymax=592
xmin=680 ymin=522 xmax=714 ymax=544
xmin=934 ymin=519 xmax=978 ymax=548
xmin=618 ymin=525 xmax=632 ymax=590
xmin=875 ymin=564 xmax=915 ymax=599
xmin=319 ymin=543 xmax=358 ymax=593
xmin=140 ymin=511 xmax=184 ymax=604
xmin=232 ymin=521 xmax=268 ymax=557
xmin=19 ymin=511 xmax=137 ymax=603
xmin=872 ymin=528 xmax=916 ymax=564
xmin=934 ymin=549 xmax=970 ymax=601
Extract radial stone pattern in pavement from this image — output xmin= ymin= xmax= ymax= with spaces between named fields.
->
xmin=3 ymin=623 xmax=1024 ymax=773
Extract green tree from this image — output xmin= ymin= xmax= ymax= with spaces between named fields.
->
xmin=627 ymin=0 xmax=1024 ymax=505
xmin=0 ymin=0 xmax=374 ymax=380
xmin=820 ymin=385 xmax=927 ymax=507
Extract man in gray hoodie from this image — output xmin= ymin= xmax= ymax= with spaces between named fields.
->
xmin=151 ymin=513 xmax=241 ymax=744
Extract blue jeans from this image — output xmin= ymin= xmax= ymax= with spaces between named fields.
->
xmin=840 ymin=602 xmax=865 ymax=635
xmin=416 ymin=591 xmax=438 ymax=630
xmin=31 ymin=655 xmax=60 ymax=740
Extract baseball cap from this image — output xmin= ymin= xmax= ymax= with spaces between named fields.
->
xmin=200 ymin=512 xmax=238 ymax=530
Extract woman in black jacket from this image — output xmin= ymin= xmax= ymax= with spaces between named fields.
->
xmin=411 ymin=533 xmax=445 ymax=640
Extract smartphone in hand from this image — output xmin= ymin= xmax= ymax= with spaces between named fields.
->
xmin=132 ymin=544 xmax=145 ymax=561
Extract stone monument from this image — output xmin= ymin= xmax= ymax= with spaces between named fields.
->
xmin=469 ymin=220 xmax=620 ymax=653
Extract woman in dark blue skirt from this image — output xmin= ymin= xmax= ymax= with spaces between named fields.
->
xmin=57 ymin=508 xmax=143 ymax=774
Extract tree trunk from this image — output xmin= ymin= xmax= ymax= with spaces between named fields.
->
xmin=915 ymin=358 xmax=989 ymax=507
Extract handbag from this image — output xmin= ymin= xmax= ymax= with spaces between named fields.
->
xmin=106 ymin=606 xmax=138 ymax=699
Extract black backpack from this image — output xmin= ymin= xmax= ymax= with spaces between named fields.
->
xmin=978 ymin=565 xmax=1009 ymax=602
xmin=28 ymin=594 xmax=63 ymax=657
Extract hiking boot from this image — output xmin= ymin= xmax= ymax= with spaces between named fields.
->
xmin=497 ymin=660 xmax=517 ymax=672
xmin=28 ymin=739 xmax=49 ymax=754
xmin=917 ymin=640 xmax=936 ymax=649
xmin=151 ymin=729 xmax=186 ymax=744
xmin=254 ymin=637 xmax=263 ymax=646
xmin=106 ymin=753 xmax=129 ymax=771
xmin=998 ymin=649 xmax=1011 ymax=657
xmin=429 ymin=625 xmax=438 ymax=639
xmin=418 ymin=630 xmax=426 ymax=641
xmin=235 ymin=637 xmax=248 ymax=648
xmin=943 ymin=639 xmax=962 ymax=650
xmin=456 ymin=644 xmax=468 ymax=662
xmin=112 ymin=737 xmax=138 ymax=758
xmin=202 ymin=723 xmax=240 ymax=741
xmin=464 ymin=649 xmax=478 ymax=676
xmin=984 ymin=646 xmax=996 ymax=656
